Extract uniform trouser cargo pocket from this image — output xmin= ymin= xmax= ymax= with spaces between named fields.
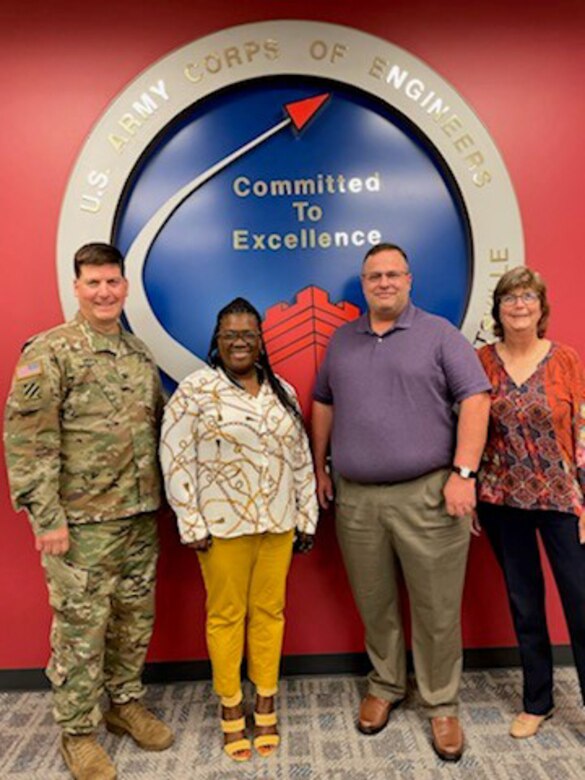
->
xmin=41 ymin=516 xmax=158 ymax=734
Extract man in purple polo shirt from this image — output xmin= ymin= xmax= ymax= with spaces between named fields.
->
xmin=312 ymin=242 xmax=490 ymax=761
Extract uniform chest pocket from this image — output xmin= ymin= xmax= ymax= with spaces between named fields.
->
xmin=119 ymin=355 xmax=160 ymax=408
xmin=63 ymin=360 xmax=121 ymax=416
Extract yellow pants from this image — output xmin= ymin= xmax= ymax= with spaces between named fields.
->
xmin=197 ymin=530 xmax=294 ymax=702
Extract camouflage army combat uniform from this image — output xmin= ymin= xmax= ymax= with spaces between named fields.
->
xmin=4 ymin=313 xmax=162 ymax=734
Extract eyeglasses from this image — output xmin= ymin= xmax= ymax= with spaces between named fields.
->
xmin=218 ymin=330 xmax=261 ymax=344
xmin=361 ymin=271 xmax=410 ymax=284
xmin=499 ymin=291 xmax=540 ymax=307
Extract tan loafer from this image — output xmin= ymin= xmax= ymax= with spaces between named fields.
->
xmin=357 ymin=694 xmax=399 ymax=735
xmin=509 ymin=711 xmax=553 ymax=738
xmin=430 ymin=716 xmax=464 ymax=762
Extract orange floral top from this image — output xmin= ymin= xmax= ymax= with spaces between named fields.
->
xmin=477 ymin=343 xmax=585 ymax=517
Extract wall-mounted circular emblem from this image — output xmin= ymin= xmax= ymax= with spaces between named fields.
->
xmin=58 ymin=20 xmax=523 ymax=403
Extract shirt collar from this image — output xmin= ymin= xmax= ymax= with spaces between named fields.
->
xmin=75 ymin=312 xmax=123 ymax=355
xmin=355 ymin=301 xmax=416 ymax=336
xmin=216 ymin=364 xmax=266 ymax=394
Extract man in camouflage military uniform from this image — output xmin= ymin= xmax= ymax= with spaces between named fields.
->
xmin=4 ymin=243 xmax=174 ymax=780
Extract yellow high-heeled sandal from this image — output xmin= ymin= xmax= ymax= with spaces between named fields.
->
xmin=221 ymin=713 xmax=252 ymax=762
xmin=253 ymin=710 xmax=280 ymax=757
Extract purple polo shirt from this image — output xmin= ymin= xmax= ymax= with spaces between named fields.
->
xmin=313 ymin=302 xmax=490 ymax=483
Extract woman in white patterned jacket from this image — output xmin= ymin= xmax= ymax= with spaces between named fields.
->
xmin=160 ymin=297 xmax=318 ymax=763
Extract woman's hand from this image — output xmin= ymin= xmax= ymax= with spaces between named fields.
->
xmin=470 ymin=511 xmax=482 ymax=537
xmin=294 ymin=532 xmax=315 ymax=554
xmin=579 ymin=512 xmax=585 ymax=545
xmin=187 ymin=536 xmax=213 ymax=552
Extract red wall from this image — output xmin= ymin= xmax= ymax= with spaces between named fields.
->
xmin=1 ymin=0 xmax=584 ymax=670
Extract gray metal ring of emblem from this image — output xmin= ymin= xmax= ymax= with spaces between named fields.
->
xmin=57 ymin=21 xmax=524 ymax=382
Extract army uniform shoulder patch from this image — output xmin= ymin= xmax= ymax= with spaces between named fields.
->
xmin=16 ymin=361 xmax=44 ymax=380
xmin=10 ymin=356 xmax=51 ymax=412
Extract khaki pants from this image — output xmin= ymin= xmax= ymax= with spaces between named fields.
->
xmin=43 ymin=514 xmax=159 ymax=734
xmin=335 ymin=469 xmax=470 ymax=717
xmin=197 ymin=530 xmax=294 ymax=702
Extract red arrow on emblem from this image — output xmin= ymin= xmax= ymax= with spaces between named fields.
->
xmin=284 ymin=93 xmax=331 ymax=131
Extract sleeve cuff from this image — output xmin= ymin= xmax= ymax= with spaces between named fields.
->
xmin=296 ymin=511 xmax=318 ymax=535
xmin=177 ymin=514 xmax=209 ymax=544
xmin=30 ymin=510 xmax=68 ymax=537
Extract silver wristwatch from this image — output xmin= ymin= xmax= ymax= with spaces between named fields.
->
xmin=451 ymin=465 xmax=478 ymax=479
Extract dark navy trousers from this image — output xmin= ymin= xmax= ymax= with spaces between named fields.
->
xmin=478 ymin=502 xmax=585 ymax=714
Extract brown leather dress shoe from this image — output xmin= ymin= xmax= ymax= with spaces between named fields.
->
xmin=357 ymin=694 xmax=397 ymax=735
xmin=430 ymin=716 xmax=464 ymax=762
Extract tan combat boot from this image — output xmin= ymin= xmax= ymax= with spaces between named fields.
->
xmin=60 ymin=734 xmax=117 ymax=780
xmin=104 ymin=700 xmax=174 ymax=750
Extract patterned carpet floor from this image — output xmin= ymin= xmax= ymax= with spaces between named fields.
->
xmin=1 ymin=668 xmax=585 ymax=778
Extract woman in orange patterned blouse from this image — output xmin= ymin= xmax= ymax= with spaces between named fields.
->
xmin=477 ymin=267 xmax=585 ymax=739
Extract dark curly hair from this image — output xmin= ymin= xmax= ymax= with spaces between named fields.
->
xmin=207 ymin=297 xmax=301 ymax=422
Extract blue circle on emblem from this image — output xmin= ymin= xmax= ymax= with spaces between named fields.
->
xmin=114 ymin=76 xmax=471 ymax=377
